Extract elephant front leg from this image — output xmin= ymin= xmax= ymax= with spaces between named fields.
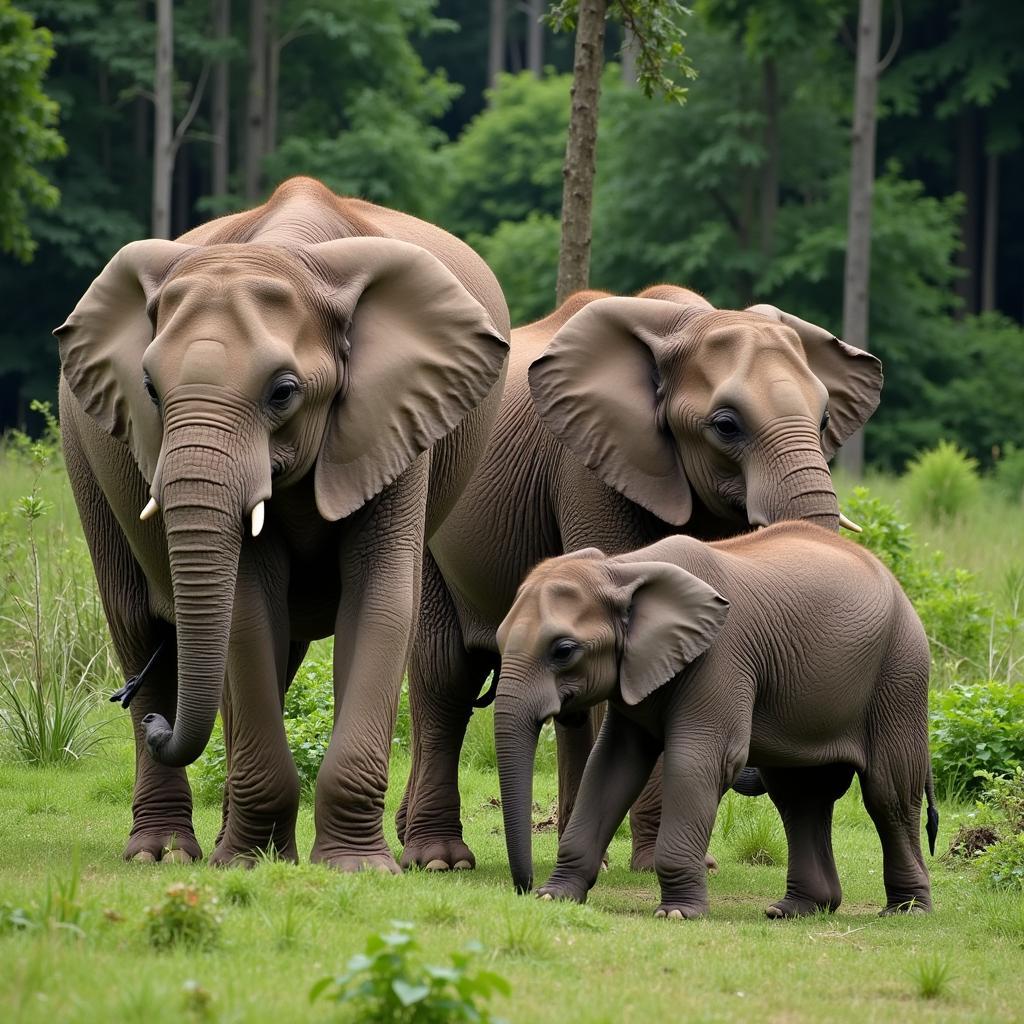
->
xmin=311 ymin=467 xmax=427 ymax=873
xmin=210 ymin=547 xmax=299 ymax=866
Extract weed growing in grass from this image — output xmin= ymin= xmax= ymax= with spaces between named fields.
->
xmin=905 ymin=441 xmax=981 ymax=523
xmin=181 ymin=979 xmax=216 ymax=1022
xmin=145 ymin=880 xmax=223 ymax=950
xmin=496 ymin=906 xmax=552 ymax=958
xmin=310 ymin=920 xmax=510 ymax=1022
xmin=220 ymin=872 xmax=256 ymax=907
xmin=908 ymin=954 xmax=953 ymax=999
xmin=0 ymin=847 xmax=85 ymax=937
xmin=729 ymin=800 xmax=785 ymax=866
xmin=261 ymin=891 xmax=306 ymax=950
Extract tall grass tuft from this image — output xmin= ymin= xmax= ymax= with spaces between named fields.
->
xmin=905 ymin=441 xmax=981 ymax=523
xmin=908 ymin=954 xmax=953 ymax=1000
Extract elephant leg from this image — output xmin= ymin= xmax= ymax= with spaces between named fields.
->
xmin=62 ymin=417 xmax=200 ymax=864
xmin=210 ymin=546 xmax=299 ymax=866
xmin=538 ymin=710 xmax=660 ymax=903
xmin=555 ymin=703 xmax=603 ymax=835
xmin=401 ymin=552 xmax=493 ymax=871
xmin=760 ymin=764 xmax=854 ymax=919
xmin=629 ymin=757 xmax=662 ymax=871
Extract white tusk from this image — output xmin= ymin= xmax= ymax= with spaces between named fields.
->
xmin=139 ymin=497 xmax=159 ymax=521
xmin=839 ymin=512 xmax=862 ymax=533
xmin=251 ymin=501 xmax=265 ymax=538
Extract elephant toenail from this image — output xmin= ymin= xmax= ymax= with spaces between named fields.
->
xmin=132 ymin=851 xmax=157 ymax=864
xmin=654 ymin=908 xmax=666 ymax=918
xmin=667 ymin=909 xmax=684 ymax=920
xmin=163 ymin=848 xmax=190 ymax=864
xmin=453 ymin=860 xmax=473 ymax=870
xmin=425 ymin=859 xmax=449 ymax=871
xmin=540 ymin=893 xmax=553 ymax=901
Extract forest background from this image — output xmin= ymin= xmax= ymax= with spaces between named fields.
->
xmin=0 ymin=0 xmax=1022 ymax=473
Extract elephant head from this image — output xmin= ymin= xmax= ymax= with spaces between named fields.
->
xmin=528 ymin=292 xmax=881 ymax=533
xmin=56 ymin=237 xmax=507 ymax=768
xmin=494 ymin=548 xmax=728 ymax=892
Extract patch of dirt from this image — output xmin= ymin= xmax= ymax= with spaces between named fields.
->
xmin=944 ymin=823 xmax=1000 ymax=861
xmin=532 ymin=803 xmax=558 ymax=833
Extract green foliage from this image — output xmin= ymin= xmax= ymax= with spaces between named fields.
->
xmin=994 ymin=444 xmax=1024 ymax=505
xmin=905 ymin=441 xmax=982 ymax=524
xmin=310 ymin=920 xmax=510 ymax=1023
xmin=975 ymin=833 xmax=1024 ymax=891
xmin=975 ymin=766 xmax=1024 ymax=834
xmin=0 ymin=1 xmax=65 ymax=261
xmin=145 ymin=880 xmax=223 ymax=951
xmin=728 ymin=798 xmax=785 ymax=866
xmin=908 ymin=955 xmax=953 ymax=1000
xmin=929 ymin=683 xmax=1024 ymax=798
xmin=0 ymin=846 xmax=84 ymax=937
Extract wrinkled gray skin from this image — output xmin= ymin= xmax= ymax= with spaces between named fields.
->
xmin=495 ymin=524 xmax=938 ymax=919
xmin=398 ymin=286 xmax=882 ymax=872
xmin=57 ymin=177 xmax=509 ymax=870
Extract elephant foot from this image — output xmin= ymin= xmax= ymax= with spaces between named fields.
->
xmin=630 ymin=848 xmax=718 ymax=874
xmin=766 ymin=895 xmax=838 ymax=919
xmin=654 ymin=899 xmax=707 ymax=920
xmin=310 ymin=843 xmax=401 ymax=875
xmin=124 ymin=828 xmax=202 ymax=865
xmin=400 ymin=836 xmax=476 ymax=872
xmin=535 ymin=873 xmax=590 ymax=904
xmin=879 ymin=898 xmax=931 ymax=916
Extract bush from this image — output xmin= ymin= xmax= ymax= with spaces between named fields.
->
xmin=976 ymin=833 xmax=1024 ymax=891
xmin=993 ymin=443 xmax=1024 ymax=505
xmin=310 ymin=921 xmax=510 ymax=1023
xmin=145 ymin=880 xmax=223 ymax=950
xmin=929 ymin=683 xmax=1024 ymax=798
xmin=904 ymin=441 xmax=981 ymax=523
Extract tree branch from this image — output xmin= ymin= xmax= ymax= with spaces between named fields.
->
xmin=876 ymin=0 xmax=903 ymax=74
xmin=171 ymin=62 xmax=210 ymax=157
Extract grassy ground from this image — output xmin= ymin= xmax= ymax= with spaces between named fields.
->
xmin=3 ymin=720 xmax=1024 ymax=1024
xmin=2 ymin=451 xmax=1024 ymax=1021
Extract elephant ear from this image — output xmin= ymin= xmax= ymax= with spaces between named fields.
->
xmin=308 ymin=237 xmax=509 ymax=522
xmin=54 ymin=239 xmax=193 ymax=481
xmin=610 ymin=560 xmax=729 ymax=707
xmin=745 ymin=304 xmax=883 ymax=460
xmin=529 ymin=296 xmax=696 ymax=526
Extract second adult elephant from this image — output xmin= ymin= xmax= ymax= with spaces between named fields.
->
xmin=398 ymin=286 xmax=882 ymax=872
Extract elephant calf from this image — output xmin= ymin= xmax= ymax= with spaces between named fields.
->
xmin=494 ymin=523 xmax=938 ymax=920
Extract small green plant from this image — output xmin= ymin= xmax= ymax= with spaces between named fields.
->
xmin=145 ymin=880 xmax=223 ymax=950
xmin=729 ymin=800 xmax=785 ymax=866
xmin=909 ymin=954 xmax=953 ymax=999
xmin=496 ymin=907 xmax=551 ymax=958
xmin=181 ymin=979 xmax=215 ymax=1022
xmin=993 ymin=443 xmax=1024 ymax=505
xmin=220 ymin=872 xmax=256 ymax=907
xmin=975 ymin=766 xmax=1024 ymax=833
xmin=905 ymin=440 xmax=981 ymax=523
xmin=0 ymin=848 xmax=86 ymax=937
xmin=930 ymin=683 xmax=1024 ymax=798
xmin=310 ymin=921 xmax=510 ymax=1023
xmin=976 ymin=833 xmax=1024 ymax=891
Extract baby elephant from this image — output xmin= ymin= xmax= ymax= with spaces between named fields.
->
xmin=494 ymin=522 xmax=938 ymax=919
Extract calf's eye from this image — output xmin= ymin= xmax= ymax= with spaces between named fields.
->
xmin=550 ymin=638 xmax=580 ymax=666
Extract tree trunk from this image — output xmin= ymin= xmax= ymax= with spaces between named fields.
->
xmin=245 ymin=0 xmax=267 ymax=201
xmin=955 ymin=108 xmax=981 ymax=316
xmin=151 ymin=0 xmax=174 ymax=238
xmin=265 ymin=0 xmax=280 ymax=160
xmin=620 ymin=24 xmax=637 ymax=87
xmin=759 ymin=58 xmax=779 ymax=255
xmin=527 ymin=0 xmax=544 ymax=77
xmin=981 ymin=150 xmax=998 ymax=313
xmin=488 ymin=0 xmax=506 ymax=95
xmin=556 ymin=0 xmax=608 ymax=306
xmin=211 ymin=0 xmax=230 ymax=196
xmin=835 ymin=0 xmax=882 ymax=478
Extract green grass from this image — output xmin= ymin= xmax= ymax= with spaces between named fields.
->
xmin=1 ymin=720 xmax=1024 ymax=1023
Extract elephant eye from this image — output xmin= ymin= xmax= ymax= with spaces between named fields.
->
xmin=268 ymin=376 xmax=299 ymax=410
xmin=710 ymin=411 xmax=742 ymax=441
xmin=820 ymin=409 xmax=831 ymax=434
xmin=142 ymin=375 xmax=159 ymax=407
xmin=550 ymin=638 xmax=581 ymax=668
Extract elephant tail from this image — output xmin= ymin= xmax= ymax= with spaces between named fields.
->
xmin=924 ymin=764 xmax=939 ymax=856
xmin=731 ymin=766 xmax=767 ymax=798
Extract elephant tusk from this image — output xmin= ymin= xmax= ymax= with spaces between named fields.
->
xmin=839 ymin=512 xmax=862 ymax=533
xmin=139 ymin=497 xmax=160 ymax=521
xmin=251 ymin=500 xmax=265 ymax=538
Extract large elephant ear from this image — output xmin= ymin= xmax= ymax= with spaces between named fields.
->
xmin=54 ymin=239 xmax=192 ymax=481
xmin=746 ymin=304 xmax=883 ymax=460
xmin=528 ymin=296 xmax=696 ymax=526
xmin=307 ymin=237 xmax=509 ymax=522
xmin=610 ymin=560 xmax=729 ymax=706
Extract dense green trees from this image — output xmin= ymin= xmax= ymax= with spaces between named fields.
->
xmin=0 ymin=0 xmax=1020 ymax=470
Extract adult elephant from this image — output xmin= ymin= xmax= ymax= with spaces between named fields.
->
xmin=398 ymin=285 xmax=881 ymax=873
xmin=57 ymin=177 xmax=509 ymax=870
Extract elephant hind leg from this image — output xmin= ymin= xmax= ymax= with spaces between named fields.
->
xmin=400 ymin=550 xmax=494 ymax=871
xmin=761 ymin=763 xmax=855 ymax=919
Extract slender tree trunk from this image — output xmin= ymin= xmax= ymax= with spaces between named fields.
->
xmin=173 ymin=141 xmax=190 ymax=235
xmin=488 ymin=0 xmax=506 ymax=94
xmin=621 ymin=24 xmax=637 ymax=86
xmin=955 ymin=108 xmax=981 ymax=316
xmin=527 ymin=0 xmax=544 ymax=77
xmin=211 ymin=0 xmax=230 ymax=196
xmin=835 ymin=0 xmax=882 ymax=478
xmin=152 ymin=0 xmax=174 ymax=238
xmin=265 ymin=0 xmax=279 ymax=160
xmin=981 ymin=151 xmax=998 ymax=312
xmin=556 ymin=0 xmax=608 ymax=306
xmin=759 ymin=58 xmax=779 ymax=255
xmin=245 ymin=0 xmax=267 ymax=200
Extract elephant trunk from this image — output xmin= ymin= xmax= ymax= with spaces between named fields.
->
xmin=141 ymin=414 xmax=266 ymax=768
xmin=494 ymin=690 xmax=545 ymax=893
xmin=748 ymin=424 xmax=840 ymax=532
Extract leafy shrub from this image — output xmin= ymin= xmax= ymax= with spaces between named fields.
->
xmin=975 ymin=766 xmax=1024 ymax=834
xmin=929 ymin=684 xmax=1024 ymax=798
xmin=969 ymin=767 xmax=1024 ymax=890
xmin=310 ymin=920 xmax=510 ymax=1023
xmin=994 ymin=443 xmax=1024 ymax=505
xmin=976 ymin=834 xmax=1024 ymax=891
xmin=145 ymin=880 xmax=223 ymax=950
xmin=904 ymin=441 xmax=981 ymax=523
